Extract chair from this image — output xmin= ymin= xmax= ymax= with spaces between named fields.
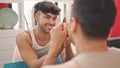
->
xmin=4 ymin=55 xmax=63 ymax=68
xmin=107 ymin=37 xmax=120 ymax=48
xmin=3 ymin=61 xmax=28 ymax=68
xmin=56 ymin=55 xmax=63 ymax=64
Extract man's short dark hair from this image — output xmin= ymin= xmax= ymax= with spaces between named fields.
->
xmin=34 ymin=1 xmax=61 ymax=15
xmin=72 ymin=0 xmax=116 ymax=39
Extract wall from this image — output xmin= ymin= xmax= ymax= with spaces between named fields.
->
xmin=0 ymin=30 xmax=23 ymax=68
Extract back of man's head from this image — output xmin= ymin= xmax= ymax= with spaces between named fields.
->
xmin=72 ymin=0 xmax=116 ymax=39
xmin=34 ymin=1 xmax=61 ymax=15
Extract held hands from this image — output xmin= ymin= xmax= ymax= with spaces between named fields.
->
xmin=49 ymin=23 xmax=68 ymax=56
xmin=42 ymin=23 xmax=72 ymax=65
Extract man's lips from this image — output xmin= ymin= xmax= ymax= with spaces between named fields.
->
xmin=46 ymin=25 xmax=53 ymax=31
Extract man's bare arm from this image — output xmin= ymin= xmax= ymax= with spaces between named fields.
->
xmin=16 ymin=32 xmax=47 ymax=68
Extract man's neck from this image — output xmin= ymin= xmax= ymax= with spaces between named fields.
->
xmin=75 ymin=38 xmax=108 ymax=54
xmin=34 ymin=26 xmax=50 ymax=41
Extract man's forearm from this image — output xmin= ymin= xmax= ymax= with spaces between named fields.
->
xmin=42 ymin=42 xmax=61 ymax=66
xmin=65 ymin=45 xmax=74 ymax=61
xmin=61 ymin=44 xmax=74 ymax=62
xmin=28 ymin=55 xmax=46 ymax=68
xmin=42 ymin=53 xmax=57 ymax=66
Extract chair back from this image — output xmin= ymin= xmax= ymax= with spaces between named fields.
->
xmin=107 ymin=37 xmax=120 ymax=48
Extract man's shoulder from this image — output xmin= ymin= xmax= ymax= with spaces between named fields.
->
xmin=16 ymin=30 xmax=31 ymax=41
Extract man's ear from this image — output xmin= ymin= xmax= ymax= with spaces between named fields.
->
xmin=71 ymin=17 xmax=77 ymax=33
xmin=34 ymin=12 xmax=40 ymax=21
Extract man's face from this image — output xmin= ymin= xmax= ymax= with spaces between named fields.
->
xmin=37 ymin=12 xmax=58 ymax=34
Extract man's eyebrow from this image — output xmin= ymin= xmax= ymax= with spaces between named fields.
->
xmin=45 ymin=14 xmax=51 ymax=17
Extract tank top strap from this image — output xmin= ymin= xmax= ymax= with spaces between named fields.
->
xmin=29 ymin=28 xmax=39 ymax=48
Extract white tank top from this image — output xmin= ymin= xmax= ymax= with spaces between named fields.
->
xmin=73 ymin=47 xmax=120 ymax=68
xmin=12 ymin=28 xmax=50 ymax=62
xmin=29 ymin=28 xmax=49 ymax=58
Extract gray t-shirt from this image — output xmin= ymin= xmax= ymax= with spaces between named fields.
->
xmin=74 ymin=47 xmax=120 ymax=68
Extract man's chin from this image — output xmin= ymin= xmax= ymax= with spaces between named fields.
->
xmin=46 ymin=30 xmax=50 ymax=34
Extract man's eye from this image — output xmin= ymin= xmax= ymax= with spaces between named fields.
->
xmin=53 ymin=17 xmax=57 ymax=20
xmin=45 ymin=17 xmax=48 ymax=18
